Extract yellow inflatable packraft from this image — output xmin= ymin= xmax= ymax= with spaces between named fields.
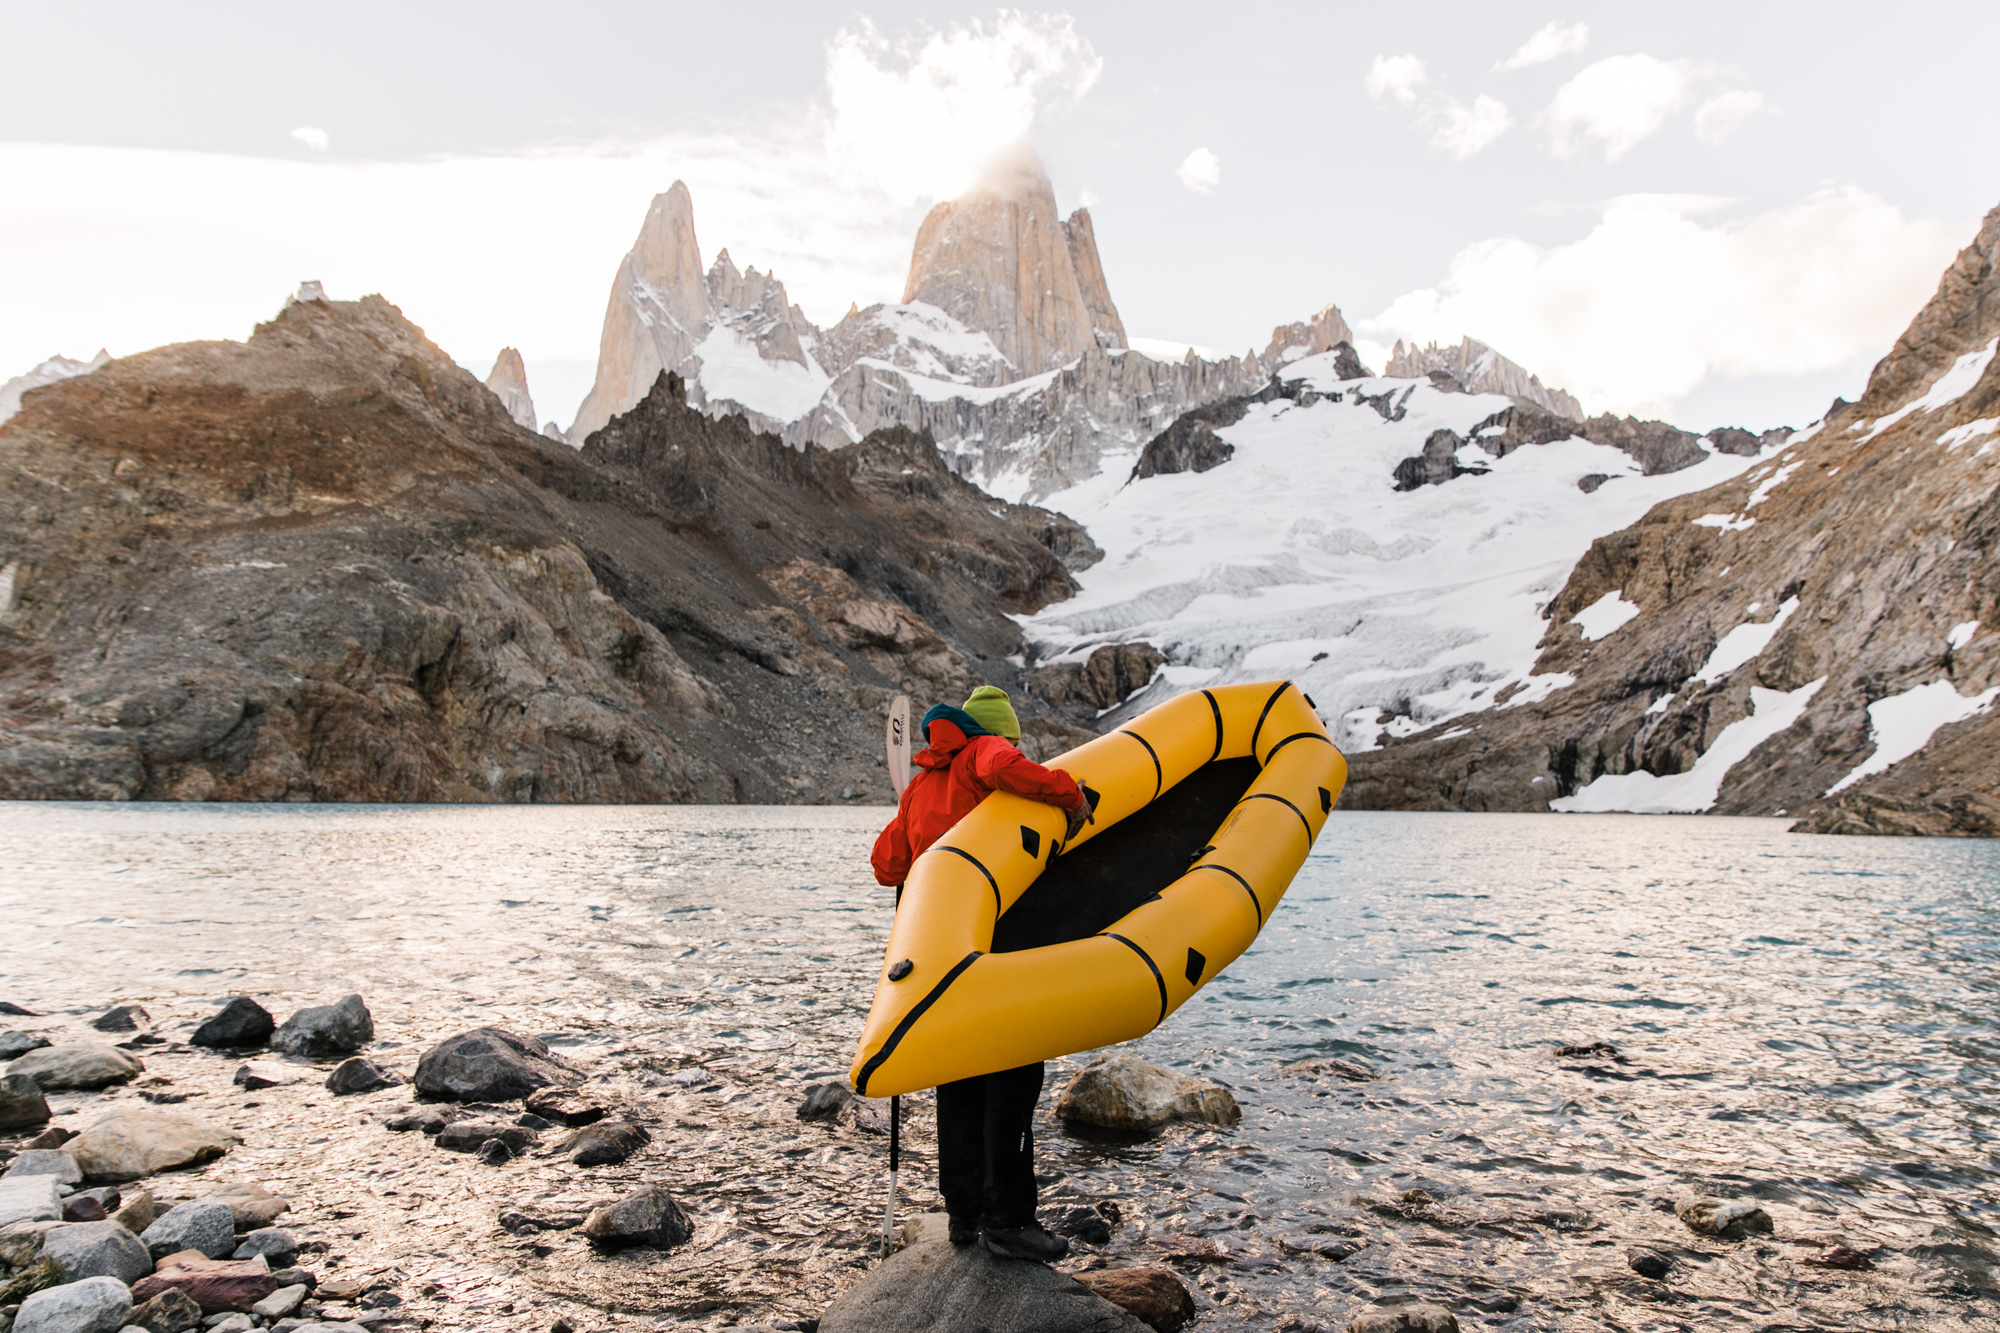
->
xmin=850 ymin=679 xmax=1346 ymax=1097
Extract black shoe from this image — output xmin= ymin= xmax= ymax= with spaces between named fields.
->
xmin=948 ymin=1216 xmax=978 ymax=1246
xmin=981 ymin=1223 xmax=1069 ymax=1262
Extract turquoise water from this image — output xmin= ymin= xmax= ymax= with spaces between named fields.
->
xmin=2 ymin=804 xmax=1996 ymax=1329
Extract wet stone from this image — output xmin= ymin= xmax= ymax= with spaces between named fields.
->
xmin=474 ymin=1138 xmax=514 ymax=1165
xmin=381 ymin=1112 xmax=449 ymax=1134
xmin=233 ymin=1062 xmax=301 ymax=1091
xmin=1281 ymin=1056 xmax=1379 ymax=1083
xmin=413 ymin=1028 xmax=577 ymax=1103
xmin=1052 ymin=1204 xmax=1113 ymax=1245
xmin=192 ymin=1182 xmax=289 ymax=1230
xmin=560 ymin=1121 xmax=649 ymax=1166
xmin=796 ymin=1082 xmax=859 ymax=1122
xmin=64 ymin=1193 xmax=109 ymax=1222
xmin=131 ymin=1254 xmax=279 ymax=1313
xmin=0 ymin=1071 xmax=53 ymax=1131
xmin=190 ymin=999 xmax=275 ymax=1051
xmin=434 ymin=1122 xmax=532 ymax=1154
xmin=232 ymin=1227 xmax=299 ymax=1265
xmin=271 ymin=996 xmax=373 ymax=1060
xmin=515 ymin=1112 xmax=553 ymax=1130
xmin=1805 ymin=1244 xmax=1875 ymax=1270
xmin=70 ymin=1112 xmax=239 ymax=1183
xmin=12 ymin=1273 xmax=133 ymax=1333
xmin=111 ymin=1189 xmax=157 ymax=1234
xmin=40 ymin=1218 xmax=153 ymax=1284
xmin=23 ymin=1126 xmax=76 ymax=1150
xmin=7 ymin=1045 xmax=144 ymax=1092
xmin=0 ymin=1031 xmax=51 ymax=1059
xmin=324 ymin=1059 xmax=400 ymax=1096
xmin=580 ymin=1184 xmax=692 ymax=1250
xmin=1075 ymin=1267 xmax=1194 ymax=1331
xmin=1679 ymin=1197 xmax=1774 ymax=1239
xmin=129 ymin=1286 xmax=205 ymax=1332
xmin=253 ymin=1283 xmax=311 ymax=1320
xmin=91 ymin=1005 xmax=151 ymax=1034
xmin=522 ymin=1087 xmax=606 ymax=1128
xmin=1627 ymin=1247 xmax=1671 ymax=1279
xmin=141 ymin=1202 xmax=237 ymax=1260
xmin=1056 ymin=1053 xmax=1241 ymax=1133
xmin=4 ymin=1149 xmax=82 ymax=1185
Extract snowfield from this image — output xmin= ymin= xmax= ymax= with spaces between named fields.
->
xmin=1022 ymin=349 xmax=1771 ymax=754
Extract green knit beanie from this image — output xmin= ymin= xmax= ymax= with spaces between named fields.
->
xmin=961 ymin=685 xmax=1021 ymax=741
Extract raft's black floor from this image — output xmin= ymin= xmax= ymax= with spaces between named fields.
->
xmin=992 ymin=757 xmax=1260 ymax=953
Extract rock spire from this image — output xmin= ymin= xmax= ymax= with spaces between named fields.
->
xmin=1386 ymin=336 xmax=1582 ymax=420
xmin=483 ymin=348 xmax=538 ymax=431
xmin=902 ymin=150 xmax=1127 ymax=375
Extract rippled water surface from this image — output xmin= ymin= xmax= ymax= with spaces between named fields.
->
xmin=3 ymin=804 xmax=1998 ymax=1330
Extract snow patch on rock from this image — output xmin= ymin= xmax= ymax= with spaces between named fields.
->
xmin=1826 ymin=679 xmax=2000 ymax=795
xmin=1572 ymin=590 xmax=1640 ymax=641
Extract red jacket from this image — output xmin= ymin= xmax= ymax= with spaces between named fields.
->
xmin=871 ymin=719 xmax=1084 ymax=887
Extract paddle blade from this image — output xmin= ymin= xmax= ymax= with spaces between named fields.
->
xmin=885 ymin=694 xmax=912 ymax=795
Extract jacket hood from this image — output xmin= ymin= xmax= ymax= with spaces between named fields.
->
xmin=915 ymin=705 xmax=993 ymax=768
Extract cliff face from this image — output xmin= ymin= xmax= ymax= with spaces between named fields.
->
xmin=1345 ymin=205 xmax=2000 ymax=835
xmin=0 ymin=295 xmax=1091 ymax=803
xmin=902 ymin=153 xmax=1126 ymax=375
xmin=483 ymin=347 xmax=538 ymax=431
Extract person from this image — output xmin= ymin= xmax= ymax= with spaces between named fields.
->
xmin=871 ymin=685 xmax=1089 ymax=1262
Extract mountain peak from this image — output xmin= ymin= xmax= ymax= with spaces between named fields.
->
xmin=902 ymin=151 xmax=1127 ymax=374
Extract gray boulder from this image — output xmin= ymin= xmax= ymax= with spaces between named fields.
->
xmin=4 ymin=1149 xmax=81 ymax=1185
xmin=13 ymin=1274 xmax=133 ymax=1333
xmin=191 ymin=1182 xmax=289 ymax=1230
xmin=40 ymin=1220 xmax=152 ymax=1284
xmin=0 ymin=1174 xmax=63 ymax=1227
xmin=580 ymin=1184 xmax=692 ymax=1250
xmin=6 ymin=1045 xmax=144 ymax=1091
xmin=251 ymin=1282 xmax=309 ymax=1319
xmin=412 ymin=1028 xmax=577 ymax=1103
xmin=819 ymin=1214 xmax=1150 ymax=1333
xmin=1679 ymin=1197 xmax=1773 ymax=1239
xmin=1055 ymin=1054 xmax=1240 ymax=1133
xmin=231 ymin=1227 xmax=298 ymax=1265
xmin=1347 ymin=1307 xmax=1459 ymax=1333
xmin=270 ymin=996 xmax=372 ymax=1058
xmin=0 ymin=1070 xmax=52 ymax=1130
xmin=324 ymin=1058 xmax=399 ymax=1096
xmin=0 ymin=1031 xmax=51 ymax=1059
xmin=190 ymin=997 xmax=274 ymax=1050
xmin=127 ymin=1287 xmax=203 ymax=1333
xmin=90 ymin=1006 xmax=150 ymax=1034
xmin=560 ymin=1121 xmax=649 ymax=1166
xmin=68 ymin=1112 xmax=238 ymax=1183
xmin=140 ymin=1202 xmax=236 ymax=1260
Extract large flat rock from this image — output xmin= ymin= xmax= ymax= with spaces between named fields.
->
xmin=820 ymin=1215 xmax=1151 ymax=1333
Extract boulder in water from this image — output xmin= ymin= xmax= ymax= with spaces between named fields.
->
xmin=1347 ymin=1306 xmax=1459 ymax=1333
xmin=324 ymin=1057 xmax=400 ymax=1095
xmin=190 ymin=998 xmax=274 ymax=1050
xmin=1073 ymin=1267 xmax=1194 ymax=1331
xmin=580 ymin=1184 xmax=692 ymax=1251
xmin=69 ymin=1112 xmax=239 ymax=1182
xmin=819 ymin=1213 xmax=1151 ymax=1332
xmin=1679 ymin=1197 xmax=1773 ymax=1239
xmin=6 ymin=1045 xmax=143 ymax=1091
xmin=271 ymin=995 xmax=372 ymax=1058
xmin=1055 ymin=1054 xmax=1240 ymax=1133
xmin=413 ymin=1028 xmax=577 ymax=1102
xmin=0 ymin=1071 xmax=52 ymax=1130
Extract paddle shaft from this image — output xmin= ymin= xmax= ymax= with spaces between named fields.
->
xmin=878 ymin=1094 xmax=900 ymax=1256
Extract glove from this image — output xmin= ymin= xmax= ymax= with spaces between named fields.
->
xmin=1064 ymin=802 xmax=1090 ymax=842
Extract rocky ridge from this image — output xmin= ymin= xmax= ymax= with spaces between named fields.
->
xmin=0 ymin=351 xmax=109 ymax=426
xmin=1386 ymin=337 xmax=1583 ymax=420
xmin=0 ymin=292 xmax=1093 ymax=803
xmin=1345 ymin=203 xmax=2000 ymax=834
xmin=481 ymin=348 xmax=538 ymax=433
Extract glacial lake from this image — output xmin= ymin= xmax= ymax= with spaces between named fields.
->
xmin=2 ymin=803 xmax=1997 ymax=1330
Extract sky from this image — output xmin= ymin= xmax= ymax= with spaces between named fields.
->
xmin=2 ymin=1 xmax=1995 ymax=433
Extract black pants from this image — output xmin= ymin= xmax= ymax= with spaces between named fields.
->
xmin=935 ymin=1062 xmax=1044 ymax=1228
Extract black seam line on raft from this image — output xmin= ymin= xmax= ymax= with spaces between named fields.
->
xmin=1196 ymin=863 xmax=1264 ymax=926
xmin=1261 ymin=730 xmax=1333 ymax=765
xmin=855 ymin=949 xmax=983 ymax=1097
xmin=936 ymin=846 xmax=1002 ymax=917
xmin=1104 ymin=933 xmax=1169 ymax=1025
xmin=1248 ymin=682 xmax=1292 ymax=761
xmin=1120 ymin=729 xmax=1163 ymax=802
xmin=1202 ymin=690 xmax=1224 ymax=763
xmin=1246 ymin=791 xmax=1313 ymax=840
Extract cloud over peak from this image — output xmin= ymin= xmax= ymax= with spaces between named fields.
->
xmin=1496 ymin=20 xmax=1590 ymax=72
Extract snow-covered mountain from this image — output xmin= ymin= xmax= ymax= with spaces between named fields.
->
xmin=1 ymin=350 xmax=110 ymax=425
xmin=1019 ymin=352 xmax=1773 ymax=754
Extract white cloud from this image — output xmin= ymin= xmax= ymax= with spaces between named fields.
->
xmin=1428 ymin=95 xmax=1513 ymax=161
xmin=1694 ymin=89 xmax=1765 ymax=144
xmin=1363 ymin=54 xmax=1428 ymax=107
xmin=823 ymin=12 xmax=1101 ymax=205
xmin=1367 ymin=54 xmax=1509 ymax=161
xmin=1496 ymin=21 xmax=1589 ymax=72
xmin=1543 ymin=54 xmax=1696 ymax=161
xmin=290 ymin=125 xmax=329 ymax=152
xmin=1176 ymin=147 xmax=1221 ymax=195
xmin=1361 ymin=187 xmax=1970 ymax=419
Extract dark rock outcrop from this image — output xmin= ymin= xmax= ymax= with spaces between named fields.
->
xmin=271 ymin=995 xmax=371 ymax=1058
xmin=1027 ymin=644 xmax=1167 ymax=719
xmin=189 ymin=998 xmax=273 ymax=1050
xmin=1392 ymin=429 xmax=1491 ymax=491
xmin=1128 ymin=401 xmax=1244 ymax=480
xmin=580 ymin=1184 xmax=692 ymax=1250
xmin=0 ymin=295 xmax=1089 ymax=805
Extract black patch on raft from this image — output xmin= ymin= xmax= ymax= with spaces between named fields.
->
xmin=1185 ymin=947 xmax=1207 ymax=985
xmin=992 ymin=757 xmax=1261 ymax=954
xmin=1020 ymin=825 xmax=1041 ymax=858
